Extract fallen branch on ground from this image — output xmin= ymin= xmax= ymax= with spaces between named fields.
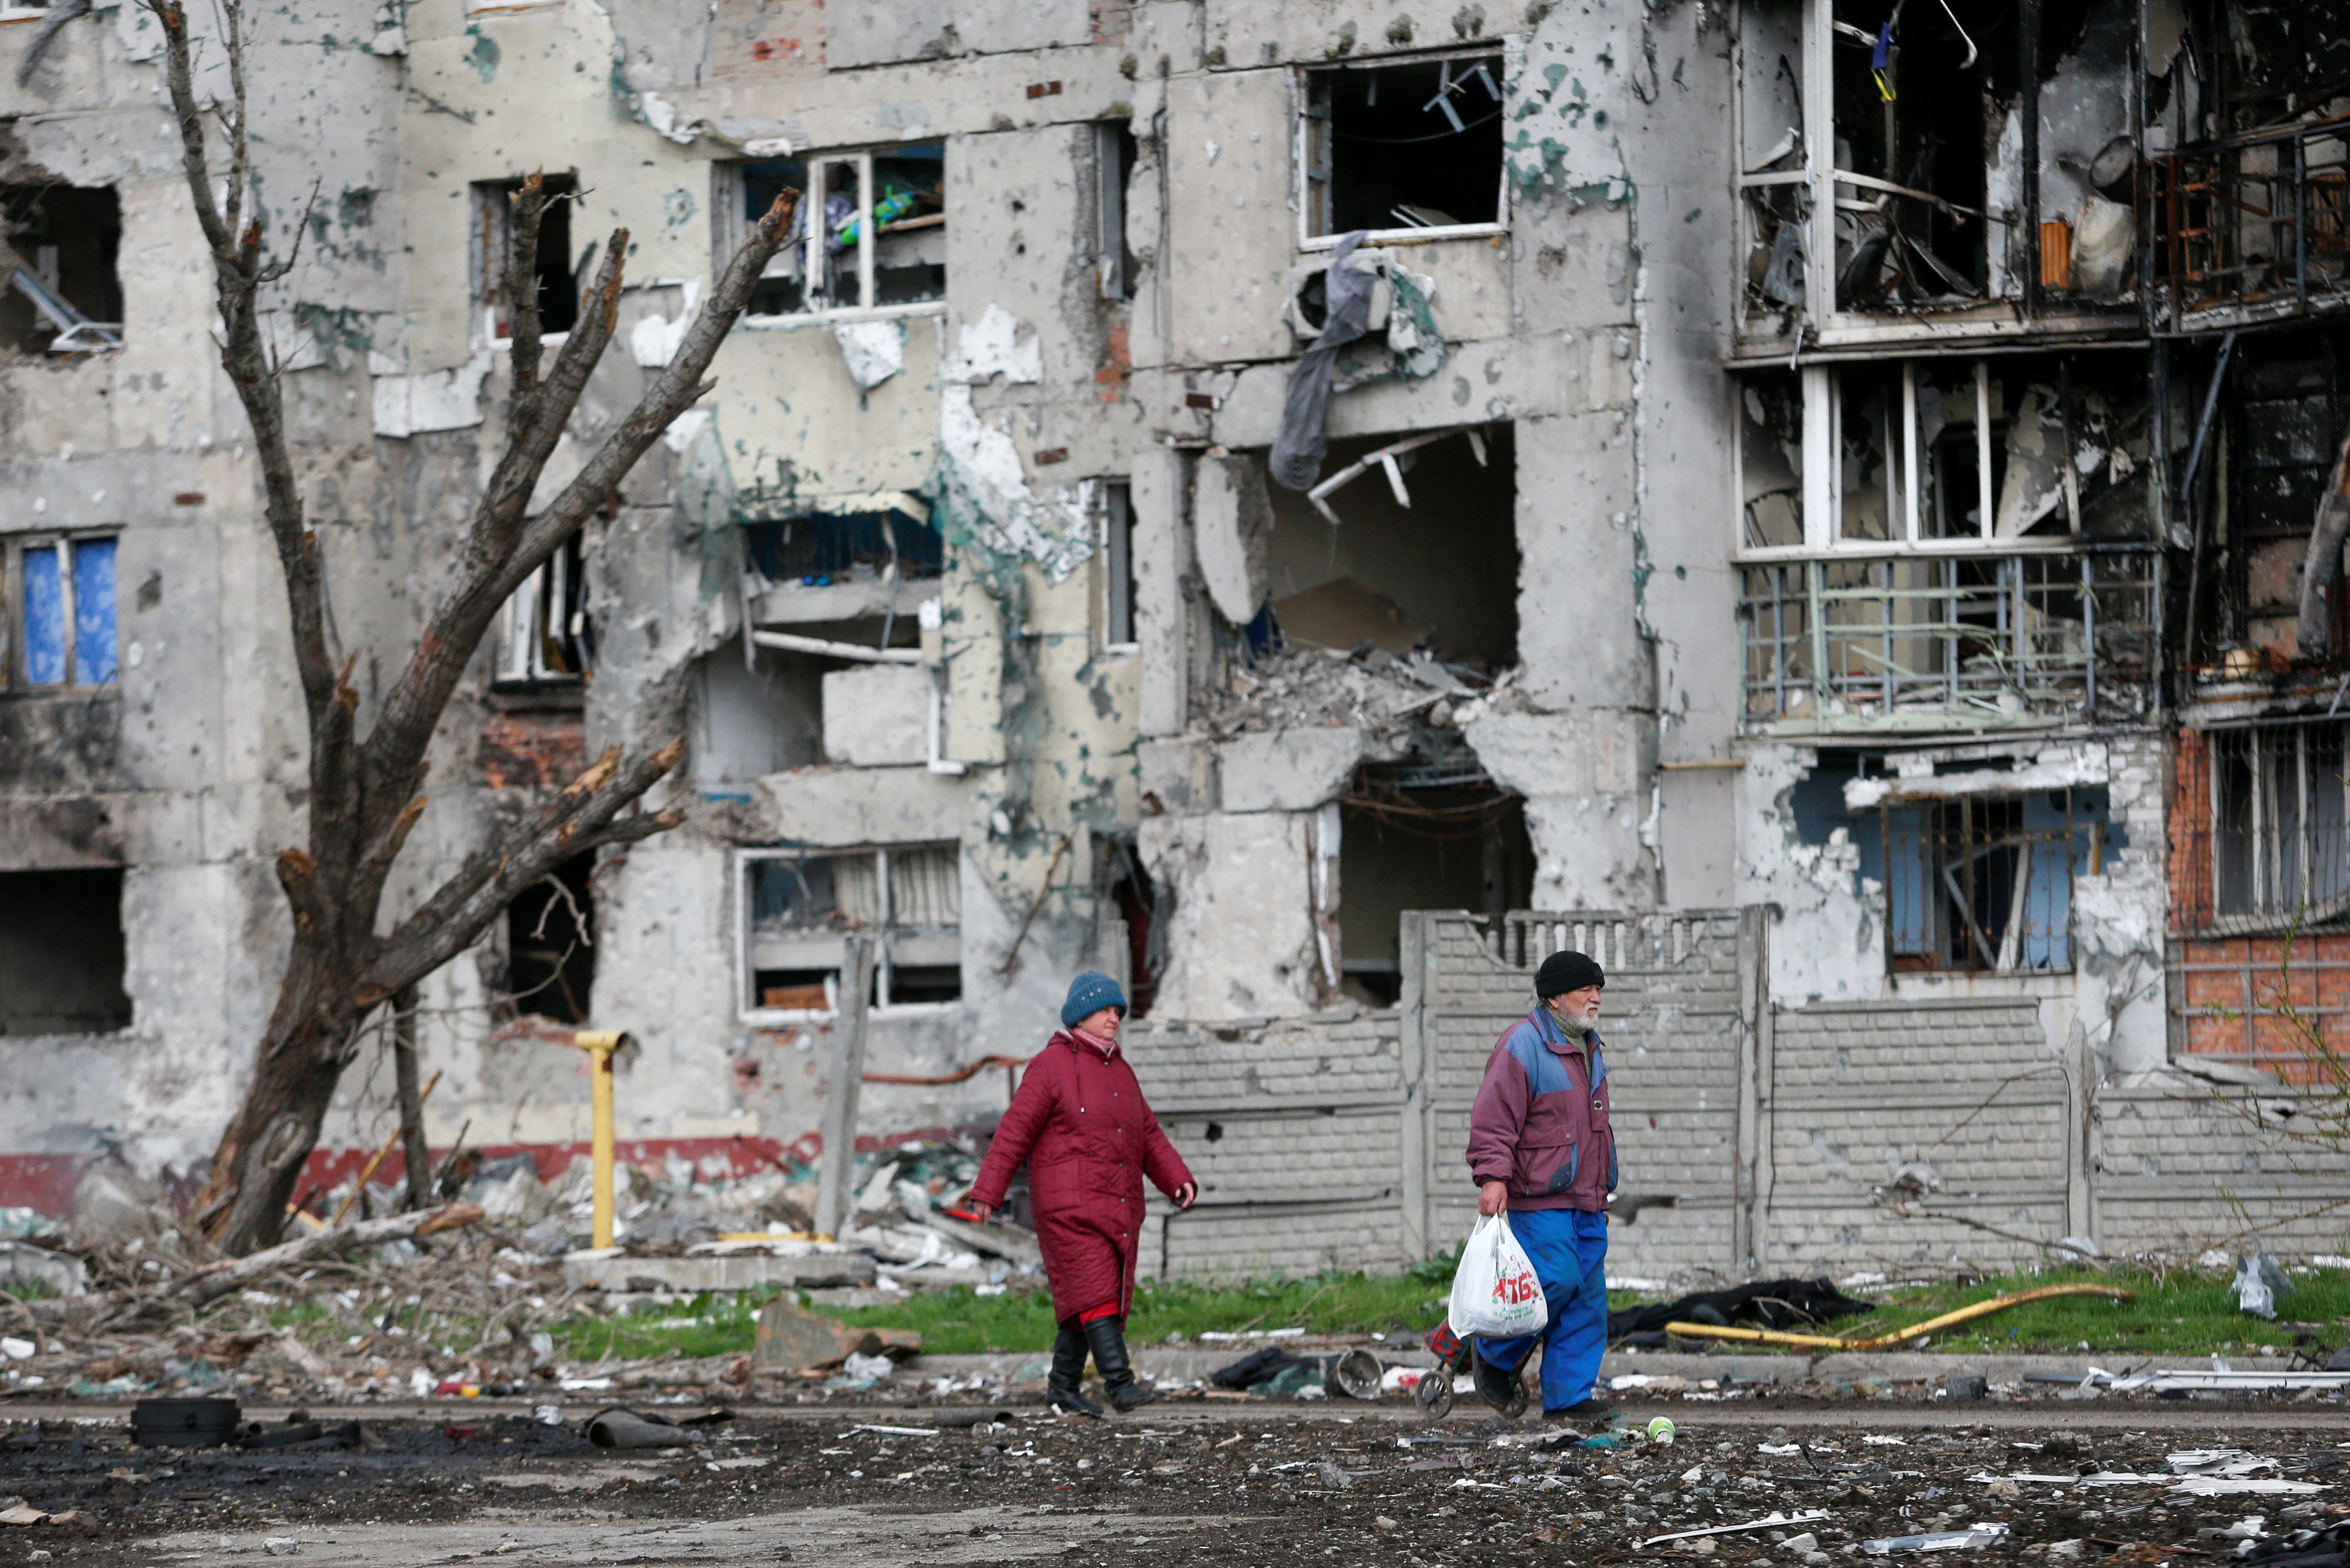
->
xmin=1662 ymin=1283 xmax=2136 ymax=1351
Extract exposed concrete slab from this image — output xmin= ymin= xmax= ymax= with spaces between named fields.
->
xmin=1216 ymin=728 xmax=1361 ymax=814
xmin=758 ymin=766 xmax=967 ymax=847
xmin=1140 ymin=811 xmax=1319 ymax=1020
xmin=1137 ymin=736 xmax=1217 ymax=815
xmin=821 ymin=665 xmax=932 ymax=767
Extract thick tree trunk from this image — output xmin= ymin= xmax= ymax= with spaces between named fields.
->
xmin=195 ymin=930 xmax=371 ymax=1252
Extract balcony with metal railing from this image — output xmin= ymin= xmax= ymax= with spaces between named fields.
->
xmin=2155 ymin=115 xmax=2350 ymax=331
xmin=1738 ymin=546 xmax=2161 ymax=735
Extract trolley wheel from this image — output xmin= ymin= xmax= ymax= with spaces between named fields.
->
xmin=1500 ymin=1376 xmax=1529 ymax=1420
xmin=1415 ymin=1367 xmax=1454 ymax=1419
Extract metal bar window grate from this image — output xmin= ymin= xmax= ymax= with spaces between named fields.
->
xmin=1737 ymin=549 xmax=2157 ymax=732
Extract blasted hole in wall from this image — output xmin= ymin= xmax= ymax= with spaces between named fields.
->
xmin=742 ymin=844 xmax=962 ymax=1014
xmin=1338 ymin=762 xmax=1532 ymax=1007
xmin=0 ymin=868 xmax=130 ymax=1035
xmin=504 ymin=853 xmax=596 ymax=1025
xmin=0 ymin=184 xmax=122 ymax=354
xmin=690 ymin=636 xmax=825 ymax=786
xmin=1302 ymin=50 xmax=1505 ymax=238
xmin=1264 ymin=423 xmax=1517 ymax=669
xmin=471 ymin=172 xmax=579 ymax=340
xmin=1096 ymin=833 xmax=1159 ymax=1018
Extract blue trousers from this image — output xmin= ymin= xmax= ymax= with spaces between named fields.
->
xmin=1474 ymin=1207 xmax=1608 ymax=1413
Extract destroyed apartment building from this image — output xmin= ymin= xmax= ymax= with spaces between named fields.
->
xmin=7 ymin=0 xmax=2350 ymax=1281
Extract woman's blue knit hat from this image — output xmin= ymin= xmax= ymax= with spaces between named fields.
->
xmin=1061 ymin=970 xmax=1128 ymax=1028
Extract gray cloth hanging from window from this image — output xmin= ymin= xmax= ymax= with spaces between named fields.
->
xmin=1269 ymin=231 xmax=1376 ymax=491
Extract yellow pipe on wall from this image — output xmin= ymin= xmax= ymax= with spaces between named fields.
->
xmin=573 ymin=1032 xmax=632 ymax=1249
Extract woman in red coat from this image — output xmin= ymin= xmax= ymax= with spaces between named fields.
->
xmin=963 ymin=971 xmax=1196 ymax=1414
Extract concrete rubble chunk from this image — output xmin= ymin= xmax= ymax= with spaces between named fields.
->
xmin=752 ymin=1294 xmax=918 ymax=1371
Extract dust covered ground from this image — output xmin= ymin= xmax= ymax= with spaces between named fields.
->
xmin=3 ymin=1398 xmax=2346 ymax=1568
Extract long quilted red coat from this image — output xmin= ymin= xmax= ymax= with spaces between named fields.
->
xmin=967 ymin=1031 xmax=1194 ymax=1324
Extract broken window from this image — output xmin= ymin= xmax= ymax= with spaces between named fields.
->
xmin=2195 ymin=342 xmax=2350 ymax=664
xmin=729 ymin=144 xmax=945 ymax=319
xmin=1 ymin=184 xmax=123 ymax=354
xmin=1262 ymin=424 xmax=1517 ymax=670
xmin=741 ymin=497 xmax=944 ymax=588
xmin=690 ymin=636 xmax=826 ymax=787
xmin=1095 ymin=122 xmax=1140 ymax=302
xmin=1338 ymin=760 xmax=1531 ymax=1007
xmin=2209 ymin=721 xmax=2350 ymax=928
xmin=471 ymin=173 xmax=579 ymax=342
xmin=0 ymin=868 xmax=131 ymax=1035
xmin=1097 ymin=835 xmax=1159 ymax=1019
xmin=2149 ymin=2 xmax=2350 ymax=324
xmin=504 ymin=853 xmax=595 ymax=1024
xmin=1882 ymin=790 xmax=2103 ymax=973
xmin=494 ymin=534 xmax=592 ymax=688
xmin=738 ymin=844 xmax=962 ymax=1017
xmin=3 ymin=535 xmax=117 ymax=691
xmin=1739 ymin=0 xmax=2139 ymax=325
xmin=1098 ymin=481 xmax=1136 ymax=649
xmin=1748 ymin=354 xmax=2151 ymax=549
xmin=1300 ymin=49 xmax=1506 ymax=242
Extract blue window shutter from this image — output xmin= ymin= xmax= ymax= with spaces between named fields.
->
xmin=72 ymin=538 xmax=118 ymax=686
xmin=22 ymin=545 xmax=65 ymax=685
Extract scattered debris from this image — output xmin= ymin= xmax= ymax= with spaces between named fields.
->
xmin=1641 ymin=1511 xmax=1833 ymax=1550
xmin=582 ymin=1407 xmax=696 ymax=1450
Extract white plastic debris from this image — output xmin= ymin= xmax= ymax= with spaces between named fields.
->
xmin=1641 ymin=1512 xmax=1832 ymax=1550
xmin=0 ymin=1338 xmax=33 ymax=1361
xmin=1862 ymin=1524 xmax=2009 ymax=1554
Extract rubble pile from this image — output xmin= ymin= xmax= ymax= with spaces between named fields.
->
xmin=1196 ymin=644 xmax=1521 ymax=747
xmin=0 ymin=1141 xmax=1041 ymax=1409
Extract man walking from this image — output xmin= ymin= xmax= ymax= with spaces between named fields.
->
xmin=1464 ymin=949 xmax=1616 ymax=1424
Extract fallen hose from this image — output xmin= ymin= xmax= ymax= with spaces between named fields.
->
xmin=1664 ymin=1283 xmax=2134 ymax=1351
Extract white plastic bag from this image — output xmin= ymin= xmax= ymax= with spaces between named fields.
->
xmin=1447 ymin=1213 xmax=1548 ymax=1338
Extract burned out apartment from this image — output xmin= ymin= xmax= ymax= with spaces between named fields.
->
xmin=5 ymin=0 xmax=2350 ymax=1280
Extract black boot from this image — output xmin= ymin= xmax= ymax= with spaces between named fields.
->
xmin=1082 ymin=1316 xmax=1158 ymax=1412
xmin=1045 ymin=1326 xmax=1103 ymax=1416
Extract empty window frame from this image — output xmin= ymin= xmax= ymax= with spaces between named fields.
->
xmin=0 ymin=868 xmax=131 ymax=1036
xmin=2212 ymin=721 xmax=2350 ymax=927
xmin=1098 ymin=480 xmax=1136 ymax=649
xmin=505 ymin=853 xmax=596 ymax=1023
xmin=1095 ymin=121 xmax=1140 ymax=301
xmin=1737 ymin=356 xmax=2153 ymax=556
xmin=3 ymin=534 xmax=117 ymax=691
xmin=471 ymin=173 xmax=580 ymax=343
xmin=729 ymin=145 xmax=946 ymax=320
xmin=495 ymin=534 xmax=593 ymax=687
xmin=1882 ymin=791 xmax=2094 ymax=973
xmin=1 ymin=184 xmax=124 ymax=353
xmin=737 ymin=843 xmax=962 ymax=1019
xmin=1299 ymin=49 xmax=1507 ymax=244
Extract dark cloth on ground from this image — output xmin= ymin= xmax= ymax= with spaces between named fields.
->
xmin=1606 ymin=1276 xmax=1876 ymax=1343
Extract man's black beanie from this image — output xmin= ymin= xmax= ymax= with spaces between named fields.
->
xmin=1535 ymin=949 xmax=1605 ymax=1000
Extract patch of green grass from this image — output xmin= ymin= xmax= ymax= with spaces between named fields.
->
xmin=819 ymin=1258 xmax=1657 ymax=1356
xmin=547 ymin=1292 xmax=765 ymax=1362
xmin=527 ymin=1261 xmax=2350 ymax=1366
xmin=1814 ymin=1264 xmax=2350 ymax=1357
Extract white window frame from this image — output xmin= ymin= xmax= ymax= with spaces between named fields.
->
xmin=470 ymin=173 xmax=579 ymax=351
xmin=730 ymin=147 xmax=949 ymax=327
xmin=735 ymin=844 xmax=964 ymax=1025
xmin=0 ymin=3 xmax=50 ymax=22
xmin=466 ymin=0 xmax=563 ymax=15
xmin=2 ymin=531 xmax=118 ymax=692
xmin=1733 ymin=357 xmax=2081 ymax=563
xmin=1294 ymin=43 xmax=1518 ymax=251
xmin=494 ymin=534 xmax=589 ymax=686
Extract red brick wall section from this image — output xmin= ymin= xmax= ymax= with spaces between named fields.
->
xmin=2175 ymin=930 xmax=2350 ymax=1081
xmin=1096 ymin=313 xmax=1131 ymax=402
xmin=478 ymin=713 xmax=587 ymax=791
xmin=2170 ymin=725 xmax=2214 ymax=930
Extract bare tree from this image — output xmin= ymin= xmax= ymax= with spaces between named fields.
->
xmin=139 ymin=0 xmax=799 ymax=1252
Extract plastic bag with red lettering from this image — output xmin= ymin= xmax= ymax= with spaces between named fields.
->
xmin=1446 ymin=1213 xmax=1548 ymax=1338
